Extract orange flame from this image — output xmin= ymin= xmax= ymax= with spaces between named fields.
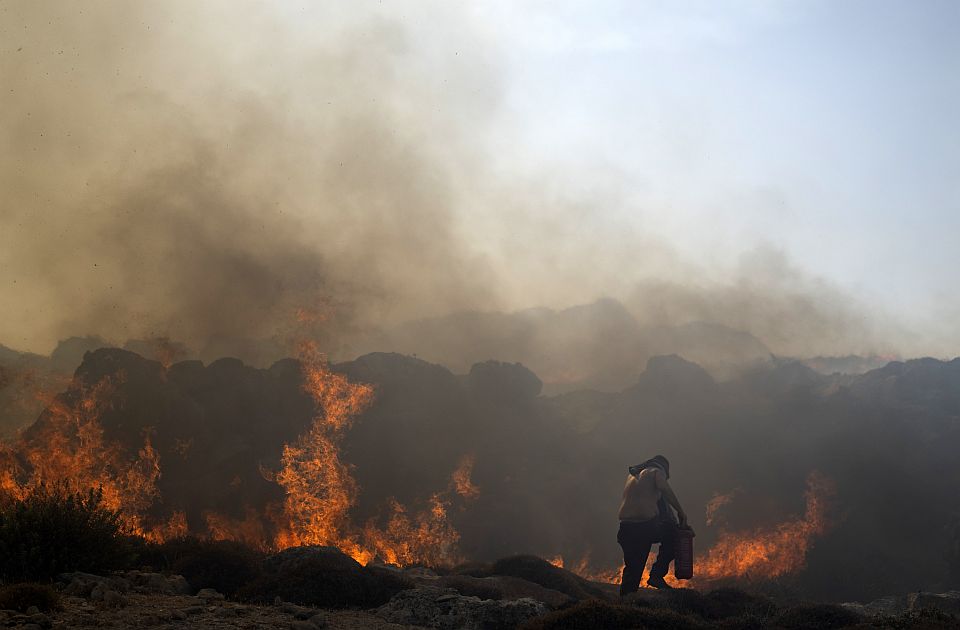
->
xmin=698 ymin=472 xmax=834 ymax=580
xmin=0 ymin=373 xmax=178 ymax=538
xmin=452 ymin=454 xmax=480 ymax=500
xmin=705 ymin=489 xmax=739 ymax=526
xmin=273 ymin=341 xmax=462 ymax=566
xmin=552 ymin=473 xmax=833 ymax=587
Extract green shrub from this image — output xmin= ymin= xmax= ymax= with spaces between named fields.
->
xmin=0 ymin=583 xmax=61 ymax=612
xmin=145 ymin=537 xmax=264 ymax=598
xmin=0 ymin=484 xmax=130 ymax=582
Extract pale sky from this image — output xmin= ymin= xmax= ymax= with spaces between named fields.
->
xmin=467 ymin=0 xmax=959 ymax=335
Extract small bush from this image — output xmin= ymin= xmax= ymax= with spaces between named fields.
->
xmin=239 ymin=546 xmax=412 ymax=609
xmin=706 ymin=587 xmax=777 ymax=619
xmin=145 ymin=537 xmax=264 ymax=598
xmin=654 ymin=588 xmax=724 ymax=620
xmin=491 ymin=555 xmax=605 ymax=600
xmin=0 ymin=484 xmax=131 ymax=582
xmin=521 ymin=598 xmax=709 ymax=630
xmin=0 ymin=583 xmax=61 ymax=612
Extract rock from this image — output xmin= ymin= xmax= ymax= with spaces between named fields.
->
xmin=907 ymin=591 xmax=960 ymax=615
xmin=196 ymin=588 xmax=225 ymax=602
xmin=169 ymin=575 xmax=191 ymax=595
xmin=171 ymin=610 xmax=187 ymax=621
xmin=214 ymin=606 xmax=238 ymax=618
xmin=308 ymin=612 xmax=329 ymax=628
xmin=125 ymin=571 xmax=191 ymax=595
xmin=183 ymin=606 xmax=205 ymax=615
xmin=851 ymin=594 xmax=905 ymax=616
xmin=102 ymin=590 xmax=127 ymax=608
xmin=27 ymin=613 xmax=51 ymax=629
xmin=376 ymin=586 xmax=547 ymax=630
xmin=289 ymin=622 xmax=317 ymax=630
xmin=182 ymin=596 xmax=204 ymax=606
xmin=25 ymin=606 xmax=39 ymax=615
xmin=403 ymin=566 xmax=440 ymax=580
xmin=435 ymin=574 xmax=574 ymax=609
xmin=280 ymin=602 xmax=320 ymax=620
xmin=89 ymin=584 xmax=106 ymax=601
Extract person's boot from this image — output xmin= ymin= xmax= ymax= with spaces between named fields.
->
xmin=646 ymin=575 xmax=673 ymax=590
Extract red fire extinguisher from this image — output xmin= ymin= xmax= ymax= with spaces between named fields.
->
xmin=674 ymin=526 xmax=695 ymax=579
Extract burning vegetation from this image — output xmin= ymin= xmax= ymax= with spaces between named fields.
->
xmin=0 ymin=343 xmax=957 ymax=604
xmin=0 ymin=343 xmax=472 ymax=569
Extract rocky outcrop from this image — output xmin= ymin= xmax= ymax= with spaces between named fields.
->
xmin=375 ymin=586 xmax=546 ymax=630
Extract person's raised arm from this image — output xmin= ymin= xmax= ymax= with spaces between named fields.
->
xmin=654 ymin=469 xmax=688 ymax=527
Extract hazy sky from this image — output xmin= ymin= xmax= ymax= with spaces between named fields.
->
xmin=471 ymin=0 xmax=960 ymax=338
xmin=1 ymin=1 xmax=958 ymax=357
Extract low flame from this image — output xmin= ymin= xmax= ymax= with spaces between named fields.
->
xmin=698 ymin=472 xmax=834 ymax=580
xmin=552 ymin=473 xmax=833 ymax=587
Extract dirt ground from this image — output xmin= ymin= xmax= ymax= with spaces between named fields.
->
xmin=1 ymin=592 xmax=426 ymax=630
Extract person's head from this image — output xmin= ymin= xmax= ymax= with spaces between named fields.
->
xmin=628 ymin=455 xmax=670 ymax=478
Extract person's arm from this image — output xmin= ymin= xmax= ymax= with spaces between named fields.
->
xmin=654 ymin=470 xmax=688 ymax=526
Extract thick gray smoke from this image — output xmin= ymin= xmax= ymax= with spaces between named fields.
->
xmin=0 ymin=1 xmax=902 ymax=372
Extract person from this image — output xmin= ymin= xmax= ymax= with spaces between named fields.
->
xmin=616 ymin=455 xmax=693 ymax=593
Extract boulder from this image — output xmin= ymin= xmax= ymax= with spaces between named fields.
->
xmin=376 ymin=586 xmax=546 ymax=630
xmin=907 ymin=591 xmax=960 ymax=615
xmin=434 ymin=574 xmax=573 ymax=609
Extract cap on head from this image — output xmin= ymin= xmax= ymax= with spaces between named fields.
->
xmin=651 ymin=455 xmax=670 ymax=476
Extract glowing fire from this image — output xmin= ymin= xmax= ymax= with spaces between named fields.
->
xmin=0 ymin=373 xmax=179 ymax=538
xmin=273 ymin=341 xmax=463 ymax=565
xmin=698 ymin=472 xmax=834 ymax=580
xmin=550 ymin=554 xmax=680 ymax=587
xmin=551 ymin=473 xmax=833 ymax=587
xmin=452 ymin=454 xmax=480 ymax=500
xmin=705 ymin=489 xmax=739 ymax=526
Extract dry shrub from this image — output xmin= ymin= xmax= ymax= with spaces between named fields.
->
xmin=0 ymin=484 xmax=130 ymax=581
xmin=0 ymin=583 xmax=61 ymax=612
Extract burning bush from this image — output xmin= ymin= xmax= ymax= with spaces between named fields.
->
xmin=0 ymin=484 xmax=131 ymax=582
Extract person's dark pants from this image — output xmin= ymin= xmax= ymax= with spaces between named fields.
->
xmin=617 ymin=519 xmax=676 ymax=595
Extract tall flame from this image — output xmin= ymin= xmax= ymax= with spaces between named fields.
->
xmin=273 ymin=341 xmax=462 ymax=565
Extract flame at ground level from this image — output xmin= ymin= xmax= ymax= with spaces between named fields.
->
xmin=552 ymin=472 xmax=833 ymax=587
xmin=0 ymin=345 xmax=477 ymax=568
